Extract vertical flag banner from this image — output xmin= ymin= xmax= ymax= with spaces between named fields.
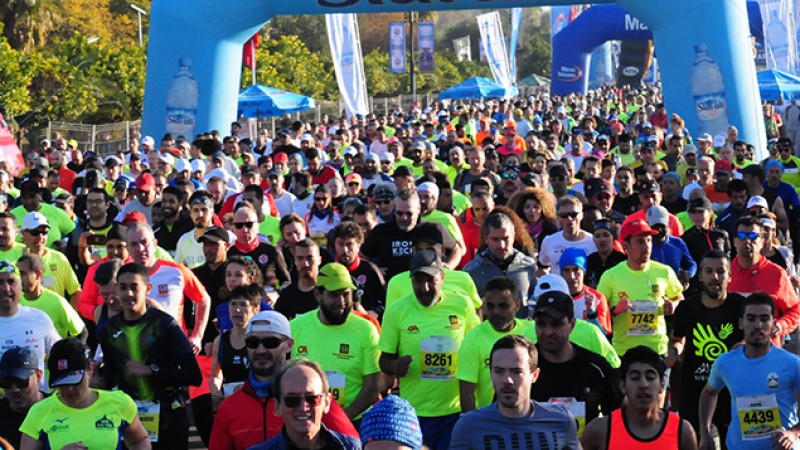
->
xmin=759 ymin=0 xmax=799 ymax=73
xmin=453 ymin=37 xmax=471 ymax=61
xmin=509 ymin=8 xmax=523 ymax=84
xmin=477 ymin=12 xmax=513 ymax=91
xmin=389 ymin=22 xmax=406 ymax=73
xmin=479 ymin=37 xmax=486 ymax=62
xmin=418 ymin=22 xmax=435 ymax=73
xmin=326 ymin=14 xmax=369 ymax=118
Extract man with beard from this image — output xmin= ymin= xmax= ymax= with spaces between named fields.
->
xmin=647 ymin=206 xmax=697 ymax=287
xmin=530 ymin=290 xmax=623 ymax=436
xmin=21 ymin=212 xmax=82 ymax=306
xmin=417 ymin=181 xmax=464 ymax=252
xmin=668 ymin=250 xmax=744 ymax=443
xmin=47 ymin=149 xmax=76 ymax=192
xmin=0 ymin=347 xmax=46 ymax=448
xmin=209 ymin=310 xmax=358 ymax=450
xmin=12 ymin=181 xmax=75 ymax=248
xmin=67 ymin=188 xmax=116 ymax=276
xmin=0 ymin=212 xmax=24 ymax=262
xmin=275 ymin=238 xmax=323 ymax=319
xmin=451 ymin=335 xmax=580 ymax=450
xmin=290 ymin=263 xmax=381 ymax=420
xmin=379 ymin=249 xmax=479 ymax=450
xmin=330 ymin=221 xmax=385 ymax=318
xmin=582 ymin=346 xmax=698 ymax=450
xmin=228 ymin=205 xmax=290 ymax=290
xmin=116 ymin=173 xmax=158 ymax=223
xmin=153 ymin=186 xmax=194 ymax=257
xmin=699 ymin=293 xmax=800 ymax=450
xmin=454 ymin=146 xmax=501 ymax=194
xmin=175 ymin=191 xmax=219 ymax=269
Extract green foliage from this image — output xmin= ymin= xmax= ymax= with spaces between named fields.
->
xmin=0 ymin=25 xmax=31 ymax=117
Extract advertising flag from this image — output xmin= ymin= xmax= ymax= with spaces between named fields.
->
xmin=453 ymin=37 xmax=471 ymax=61
xmin=477 ymin=12 xmax=513 ymax=91
xmin=326 ymin=14 xmax=369 ymax=117
xmin=389 ymin=22 xmax=406 ymax=73
xmin=759 ymin=0 xmax=799 ymax=73
xmin=418 ymin=22 xmax=435 ymax=73
xmin=509 ymin=8 xmax=523 ymax=84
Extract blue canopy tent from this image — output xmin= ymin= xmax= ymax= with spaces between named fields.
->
xmin=757 ymin=69 xmax=800 ymax=101
xmin=438 ymin=77 xmax=518 ymax=100
xmin=237 ymin=84 xmax=316 ymax=118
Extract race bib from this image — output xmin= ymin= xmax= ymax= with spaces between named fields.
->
xmin=737 ymin=394 xmax=781 ymax=441
xmin=222 ymin=382 xmax=244 ymax=397
xmin=135 ymin=400 xmax=160 ymax=442
xmin=549 ymin=397 xmax=586 ymax=436
xmin=326 ymin=371 xmax=347 ymax=404
xmin=627 ymin=300 xmax=658 ymax=336
xmin=420 ymin=335 xmax=458 ymax=380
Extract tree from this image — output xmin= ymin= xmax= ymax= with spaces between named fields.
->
xmin=1 ymin=0 xmax=59 ymax=50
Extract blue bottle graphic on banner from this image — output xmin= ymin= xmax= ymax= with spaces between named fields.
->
xmin=165 ymin=58 xmax=199 ymax=138
xmin=767 ymin=10 xmax=789 ymax=68
xmin=690 ymin=44 xmax=729 ymax=137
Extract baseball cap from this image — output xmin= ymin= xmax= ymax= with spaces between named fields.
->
xmin=344 ymin=173 xmax=362 ymax=185
xmin=300 ymin=133 xmax=314 ymax=142
xmin=175 ymin=159 xmax=190 ymax=173
xmin=344 ymin=147 xmax=359 ymax=157
xmin=532 ymin=290 xmax=575 ymax=321
xmin=211 ymin=151 xmax=226 ymax=162
xmin=532 ymin=274 xmax=570 ymax=298
xmin=141 ymin=136 xmax=155 ymax=147
xmin=646 ymin=206 xmax=670 ymax=227
xmin=713 ymin=134 xmax=726 ymax=147
xmin=559 ymin=247 xmax=587 ymax=272
xmin=619 ymin=219 xmax=658 ymax=242
xmin=48 ymin=338 xmax=90 ymax=388
xmin=409 ymin=249 xmax=443 ymax=276
xmin=241 ymin=165 xmax=258 ymax=176
xmin=741 ymin=164 xmax=765 ymax=178
xmin=246 ymin=310 xmax=292 ymax=338
xmin=0 ymin=347 xmax=39 ymax=379
xmin=585 ymin=178 xmax=613 ymax=198
xmin=360 ymin=395 xmax=423 ymax=450
xmin=373 ymin=182 xmax=398 ymax=201
xmin=697 ymin=133 xmax=713 ymax=142
xmin=272 ymin=152 xmax=289 ymax=164
xmin=365 ymin=153 xmax=380 ymax=164
xmin=113 ymin=178 xmax=130 ymax=191
xmin=104 ymin=155 xmax=123 ymax=167
xmin=317 ymin=263 xmax=357 ymax=292
xmin=410 ymin=141 xmax=426 ymax=151
xmin=159 ymin=153 xmax=175 ymax=166
xmin=190 ymin=159 xmax=205 ymax=173
xmin=687 ymin=197 xmax=712 ymax=212
xmin=135 ymin=173 xmax=155 ymax=191
xmin=746 ymin=195 xmax=769 ymax=211
xmin=417 ymin=182 xmax=439 ymax=198
xmin=715 ymin=160 xmax=732 ymax=173
xmin=637 ymin=179 xmax=661 ymax=194
xmin=198 ymin=226 xmax=230 ymax=244
xmin=122 ymin=211 xmax=147 ymax=225
xmin=23 ymin=211 xmax=49 ymax=231
xmin=682 ymin=144 xmax=698 ymax=156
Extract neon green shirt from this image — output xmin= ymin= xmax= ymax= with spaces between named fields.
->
xmin=457 ymin=319 xmax=538 ymax=408
xmin=422 ymin=210 xmax=463 ymax=244
xmin=40 ymin=248 xmax=81 ymax=299
xmin=12 ymin=203 xmax=76 ymax=248
xmin=597 ymin=260 xmax=683 ymax=356
xmin=386 ymin=269 xmax=482 ymax=310
xmin=20 ymin=390 xmax=138 ymax=450
xmin=379 ymin=292 xmax=479 ymax=416
xmin=452 ymin=190 xmax=470 ymax=216
xmin=530 ymin=319 xmax=621 ymax=369
xmin=0 ymin=243 xmax=24 ymax=265
xmin=291 ymin=311 xmax=380 ymax=411
xmin=259 ymin=215 xmax=282 ymax=246
xmin=21 ymin=289 xmax=85 ymax=338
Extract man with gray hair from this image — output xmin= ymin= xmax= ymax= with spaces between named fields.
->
xmin=464 ymin=212 xmax=537 ymax=317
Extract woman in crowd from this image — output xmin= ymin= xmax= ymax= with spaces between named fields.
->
xmin=508 ymin=188 xmax=558 ymax=250
xmin=305 ymin=184 xmax=340 ymax=247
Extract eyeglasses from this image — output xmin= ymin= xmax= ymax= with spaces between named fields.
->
xmin=245 ymin=336 xmax=286 ymax=349
xmin=502 ymin=173 xmax=519 ymax=180
xmin=0 ymin=377 xmax=29 ymax=389
xmin=26 ymin=228 xmax=48 ymax=236
xmin=736 ymin=231 xmax=760 ymax=242
xmin=234 ymin=222 xmax=255 ymax=229
xmin=377 ymin=199 xmax=393 ymax=205
xmin=558 ymin=211 xmax=580 ymax=219
xmin=282 ymin=393 xmax=324 ymax=408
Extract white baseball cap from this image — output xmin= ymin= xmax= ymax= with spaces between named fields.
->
xmin=23 ymin=211 xmax=49 ymax=231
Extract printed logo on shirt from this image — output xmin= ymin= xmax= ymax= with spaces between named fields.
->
xmin=95 ymin=415 xmax=115 ymax=429
xmin=768 ymin=373 xmax=779 ymax=389
xmin=407 ymin=325 xmax=420 ymax=334
xmin=259 ymin=254 xmax=269 ymax=265
xmin=50 ymin=264 xmax=57 ymax=272
xmin=391 ymin=240 xmax=413 ymax=257
xmin=297 ymin=345 xmax=308 ymax=355
xmin=49 ymin=418 xmax=69 ymax=433
xmin=158 ymin=284 xmax=169 ymax=295
xmin=449 ymin=315 xmax=458 ymax=325
xmin=692 ymin=323 xmax=733 ymax=362
xmin=339 ymin=343 xmax=350 ymax=355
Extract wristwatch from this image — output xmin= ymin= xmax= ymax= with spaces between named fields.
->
xmin=150 ymin=364 xmax=160 ymax=375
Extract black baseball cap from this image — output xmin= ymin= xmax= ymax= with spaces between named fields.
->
xmin=687 ymin=197 xmax=712 ymax=212
xmin=198 ymin=226 xmax=230 ymax=244
xmin=532 ymin=291 xmax=575 ymax=321
xmin=585 ymin=178 xmax=614 ymax=198
xmin=409 ymin=249 xmax=443 ymax=276
xmin=637 ymin=179 xmax=661 ymax=194
xmin=0 ymin=346 xmax=39 ymax=379
xmin=48 ymin=338 xmax=90 ymax=388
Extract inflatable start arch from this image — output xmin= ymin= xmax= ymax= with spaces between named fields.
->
xmin=141 ymin=0 xmax=766 ymax=153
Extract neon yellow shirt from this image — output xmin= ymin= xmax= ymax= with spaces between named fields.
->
xmin=378 ymin=292 xmax=479 ymax=416
xmin=530 ymin=319 xmax=621 ymax=369
xmin=597 ymin=260 xmax=682 ymax=356
xmin=40 ymin=248 xmax=81 ymax=299
xmin=20 ymin=389 xmax=138 ymax=450
xmin=0 ymin=243 xmax=24 ymax=266
xmin=21 ymin=289 xmax=85 ymax=338
xmin=457 ymin=319 xmax=538 ymax=408
xmin=291 ymin=311 xmax=380 ymax=411
xmin=452 ymin=190 xmax=470 ymax=216
xmin=259 ymin=215 xmax=282 ymax=246
xmin=386 ymin=269 xmax=482 ymax=310
xmin=12 ymin=203 xmax=76 ymax=248
xmin=422 ymin=210 xmax=463 ymax=244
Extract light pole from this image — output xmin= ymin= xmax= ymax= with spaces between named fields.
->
xmin=130 ymin=4 xmax=148 ymax=46
xmin=406 ymin=11 xmax=417 ymax=104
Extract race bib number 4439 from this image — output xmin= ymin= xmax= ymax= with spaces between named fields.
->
xmin=737 ymin=394 xmax=781 ymax=441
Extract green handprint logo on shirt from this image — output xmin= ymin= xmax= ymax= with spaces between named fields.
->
xmin=693 ymin=323 xmax=730 ymax=361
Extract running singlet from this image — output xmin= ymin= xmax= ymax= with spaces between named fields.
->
xmin=20 ymin=390 xmax=137 ymax=450
xmin=607 ymin=408 xmax=681 ymax=449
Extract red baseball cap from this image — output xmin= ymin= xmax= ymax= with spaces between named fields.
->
xmin=272 ymin=153 xmax=288 ymax=164
xmin=715 ymin=159 xmax=732 ymax=173
xmin=619 ymin=219 xmax=658 ymax=243
xmin=122 ymin=211 xmax=147 ymax=225
xmin=135 ymin=173 xmax=155 ymax=191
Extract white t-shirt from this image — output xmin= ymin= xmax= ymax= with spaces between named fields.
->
xmin=292 ymin=195 xmax=314 ymax=217
xmin=0 ymin=306 xmax=60 ymax=390
xmin=175 ymin=231 xmax=206 ymax=269
xmin=539 ymin=231 xmax=597 ymax=275
xmin=273 ymin=191 xmax=296 ymax=218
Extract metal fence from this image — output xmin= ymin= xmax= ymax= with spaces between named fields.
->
xmin=42 ymin=120 xmax=142 ymax=156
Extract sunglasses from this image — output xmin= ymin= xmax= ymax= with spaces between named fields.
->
xmin=26 ymin=228 xmax=48 ymax=236
xmin=736 ymin=231 xmax=760 ymax=242
xmin=0 ymin=377 xmax=29 ymax=389
xmin=502 ymin=173 xmax=519 ymax=180
xmin=282 ymin=393 xmax=324 ymax=408
xmin=234 ymin=222 xmax=255 ymax=229
xmin=245 ymin=336 xmax=286 ymax=350
xmin=347 ymin=182 xmax=360 ymax=187
xmin=314 ymin=197 xmax=328 ymax=202
xmin=558 ymin=211 xmax=580 ymax=219
xmin=376 ymin=199 xmax=393 ymax=205
xmin=395 ymin=211 xmax=413 ymax=218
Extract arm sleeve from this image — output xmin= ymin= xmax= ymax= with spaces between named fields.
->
xmin=596 ymin=271 xmax=615 ymax=308
xmin=449 ymin=414 xmax=475 ymax=450
xmin=456 ymin=334 xmax=480 ymax=383
xmin=676 ymin=239 xmax=697 ymax=276
xmin=538 ymin=238 xmax=552 ymax=267
xmin=178 ymin=264 xmax=209 ymax=304
xmin=157 ymin=318 xmax=202 ymax=387
xmin=362 ymin=323 xmax=381 ymax=375
xmin=707 ymin=358 xmax=725 ymax=391
xmin=776 ymin=271 xmax=800 ymax=336
xmin=18 ymin=402 xmax=44 ymax=440
xmin=377 ymin=305 xmax=401 ymax=355
xmin=664 ymin=266 xmax=684 ymax=299
xmin=77 ymin=267 xmax=101 ymax=320
xmin=59 ymin=295 xmax=86 ymax=337
xmin=672 ymin=303 xmax=688 ymax=338
xmin=209 ymin=399 xmax=235 ymax=450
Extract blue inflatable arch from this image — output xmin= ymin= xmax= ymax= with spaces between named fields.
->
xmin=141 ymin=0 xmax=766 ymax=153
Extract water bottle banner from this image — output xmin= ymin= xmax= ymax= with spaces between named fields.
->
xmin=139 ymin=0 xmax=766 ymax=155
xmin=164 ymin=58 xmax=199 ymax=139
xmin=759 ymin=0 xmax=799 ymax=74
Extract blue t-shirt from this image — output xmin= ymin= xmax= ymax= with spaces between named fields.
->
xmin=708 ymin=346 xmax=800 ymax=450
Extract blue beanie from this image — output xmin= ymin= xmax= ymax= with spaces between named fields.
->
xmin=559 ymin=247 xmax=587 ymax=272
xmin=360 ymin=395 xmax=423 ymax=450
xmin=765 ymin=160 xmax=785 ymax=173
xmin=663 ymin=172 xmax=681 ymax=184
